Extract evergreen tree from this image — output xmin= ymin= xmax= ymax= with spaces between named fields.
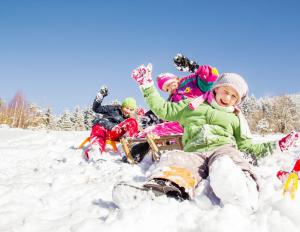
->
xmin=26 ymin=103 xmax=44 ymax=128
xmin=44 ymin=107 xmax=57 ymax=130
xmin=83 ymin=105 xmax=94 ymax=130
xmin=240 ymin=94 xmax=258 ymax=117
xmin=57 ymin=110 xmax=73 ymax=131
xmin=72 ymin=106 xmax=85 ymax=131
xmin=240 ymin=94 xmax=261 ymax=132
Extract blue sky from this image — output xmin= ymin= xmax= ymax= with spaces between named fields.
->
xmin=1 ymin=0 xmax=300 ymax=114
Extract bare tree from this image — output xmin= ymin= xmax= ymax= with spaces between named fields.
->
xmin=8 ymin=91 xmax=27 ymax=128
xmin=271 ymin=95 xmax=299 ymax=133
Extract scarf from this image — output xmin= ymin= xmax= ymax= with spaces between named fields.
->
xmin=188 ymin=91 xmax=214 ymax=110
xmin=189 ymin=97 xmax=252 ymax=139
xmin=197 ymin=78 xmax=214 ymax=92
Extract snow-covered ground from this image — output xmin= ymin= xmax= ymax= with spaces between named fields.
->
xmin=0 ymin=127 xmax=300 ymax=232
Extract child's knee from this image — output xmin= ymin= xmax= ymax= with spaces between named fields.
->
xmin=127 ymin=118 xmax=138 ymax=128
xmin=91 ymin=124 xmax=107 ymax=137
xmin=209 ymin=156 xmax=259 ymax=211
xmin=209 ymin=146 xmax=249 ymax=169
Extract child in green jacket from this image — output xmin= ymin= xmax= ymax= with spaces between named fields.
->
xmin=130 ymin=63 xmax=299 ymax=211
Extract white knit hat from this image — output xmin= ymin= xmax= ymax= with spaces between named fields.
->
xmin=212 ymin=73 xmax=248 ymax=104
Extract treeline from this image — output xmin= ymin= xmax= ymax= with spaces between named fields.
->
xmin=1 ymin=91 xmax=300 ymax=133
xmin=0 ymin=91 xmax=94 ymax=130
xmin=240 ymin=94 xmax=300 ymax=134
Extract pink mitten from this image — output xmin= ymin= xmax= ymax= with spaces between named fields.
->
xmin=136 ymin=108 xmax=145 ymax=116
xmin=196 ymin=65 xmax=219 ymax=83
xmin=278 ymin=131 xmax=300 ymax=152
xmin=131 ymin=63 xmax=153 ymax=87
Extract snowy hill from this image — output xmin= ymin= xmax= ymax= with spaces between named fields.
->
xmin=1 ymin=128 xmax=300 ymax=232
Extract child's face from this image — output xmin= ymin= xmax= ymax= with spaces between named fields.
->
xmin=214 ymin=86 xmax=239 ymax=107
xmin=164 ymin=79 xmax=180 ymax=94
xmin=121 ymin=106 xmax=136 ymax=118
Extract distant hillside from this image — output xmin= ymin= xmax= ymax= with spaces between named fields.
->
xmin=244 ymin=92 xmax=300 ymax=134
xmin=259 ymin=93 xmax=300 ymax=107
xmin=288 ymin=93 xmax=300 ymax=107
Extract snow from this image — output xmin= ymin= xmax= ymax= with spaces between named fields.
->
xmin=1 ymin=128 xmax=300 ymax=232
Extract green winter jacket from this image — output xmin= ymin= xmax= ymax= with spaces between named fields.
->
xmin=142 ymin=86 xmax=276 ymax=158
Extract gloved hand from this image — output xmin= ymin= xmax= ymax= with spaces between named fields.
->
xmin=131 ymin=63 xmax=153 ymax=88
xmin=278 ymin=131 xmax=300 ymax=152
xmin=95 ymin=85 xmax=108 ymax=102
xmin=100 ymin=85 xmax=108 ymax=97
xmin=196 ymin=65 xmax=219 ymax=83
xmin=173 ymin=53 xmax=199 ymax=73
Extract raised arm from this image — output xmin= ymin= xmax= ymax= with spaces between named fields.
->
xmin=92 ymin=86 xmax=116 ymax=114
xmin=131 ymin=63 xmax=189 ymax=122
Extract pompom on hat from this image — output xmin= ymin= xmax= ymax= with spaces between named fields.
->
xmin=212 ymin=73 xmax=248 ymax=104
xmin=196 ymin=65 xmax=219 ymax=92
xmin=121 ymin=97 xmax=137 ymax=109
xmin=196 ymin=65 xmax=219 ymax=83
xmin=157 ymin=73 xmax=178 ymax=91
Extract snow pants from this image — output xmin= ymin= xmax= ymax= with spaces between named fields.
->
xmin=149 ymin=144 xmax=258 ymax=198
xmin=136 ymin=121 xmax=183 ymax=138
xmin=90 ymin=118 xmax=139 ymax=152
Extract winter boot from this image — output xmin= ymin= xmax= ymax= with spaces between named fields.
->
xmin=143 ymin=178 xmax=190 ymax=201
xmin=112 ymin=178 xmax=189 ymax=209
xmin=82 ymin=143 xmax=102 ymax=161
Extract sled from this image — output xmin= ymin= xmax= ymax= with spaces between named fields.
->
xmin=120 ymin=134 xmax=183 ymax=164
xmin=120 ymin=137 xmax=146 ymax=164
xmin=78 ymin=136 xmax=119 ymax=153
